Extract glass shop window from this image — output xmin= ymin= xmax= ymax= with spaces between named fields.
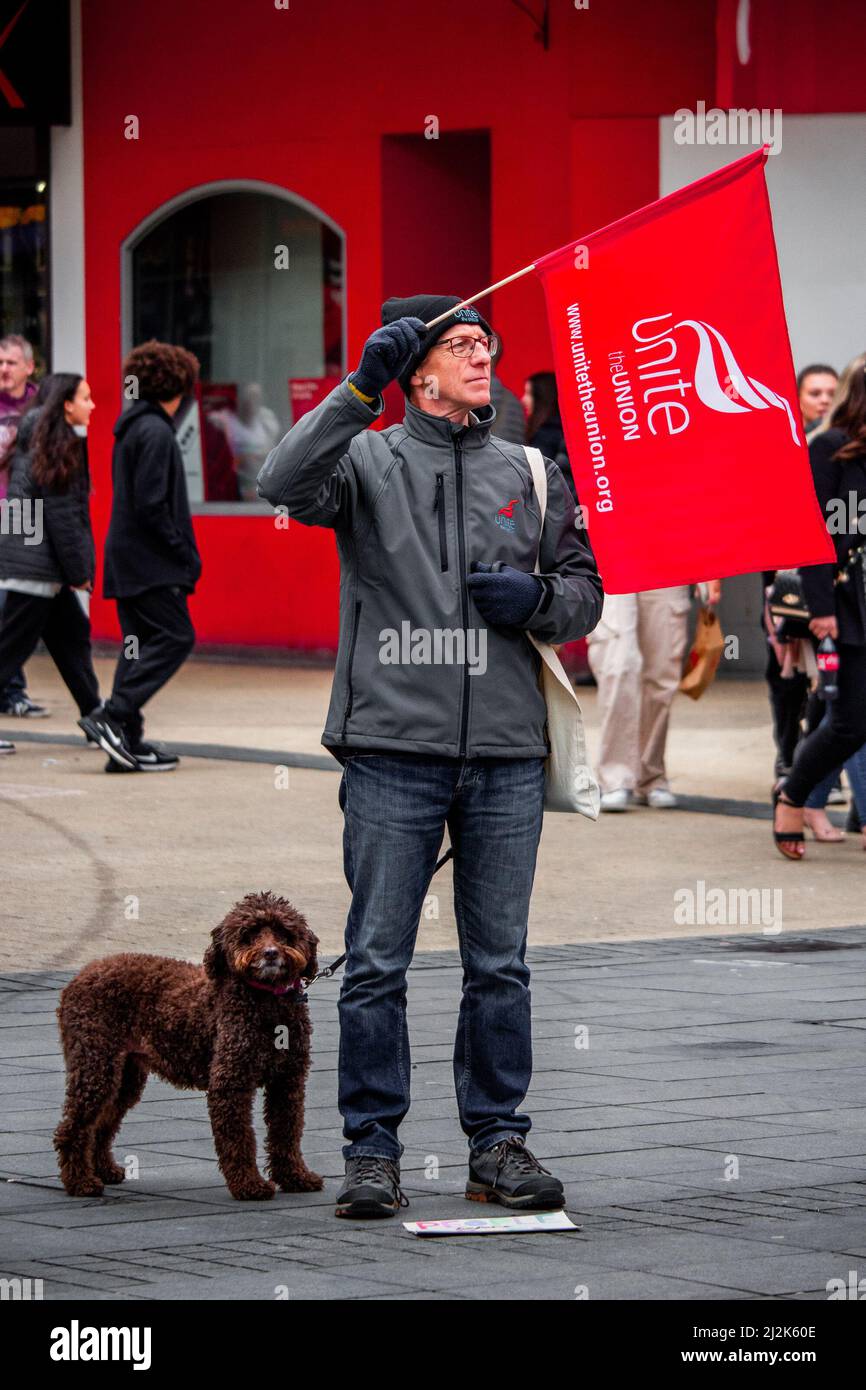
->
xmin=130 ymin=189 xmax=344 ymax=506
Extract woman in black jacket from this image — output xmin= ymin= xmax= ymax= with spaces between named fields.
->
xmin=774 ymin=351 xmax=866 ymax=858
xmin=0 ymin=374 xmax=102 ymax=732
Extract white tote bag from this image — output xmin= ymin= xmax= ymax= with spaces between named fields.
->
xmin=524 ymin=446 xmax=600 ymax=819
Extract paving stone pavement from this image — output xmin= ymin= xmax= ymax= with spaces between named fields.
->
xmin=2 ymin=929 xmax=866 ymax=1301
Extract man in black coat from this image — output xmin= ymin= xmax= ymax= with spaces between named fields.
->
xmin=80 ymin=341 xmax=202 ymax=772
xmin=0 ymin=332 xmax=48 ymax=720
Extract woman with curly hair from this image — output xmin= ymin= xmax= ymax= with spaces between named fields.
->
xmin=80 ymin=341 xmax=202 ymax=773
xmin=0 ymin=373 xmax=103 ymax=741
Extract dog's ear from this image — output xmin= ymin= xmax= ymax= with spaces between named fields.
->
xmin=203 ymin=926 xmax=228 ymax=981
xmin=302 ymin=925 xmax=319 ymax=982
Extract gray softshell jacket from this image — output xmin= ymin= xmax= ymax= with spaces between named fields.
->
xmin=257 ymin=378 xmax=603 ymax=760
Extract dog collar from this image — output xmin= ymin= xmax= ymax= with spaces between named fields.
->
xmin=246 ymin=977 xmax=305 ymax=997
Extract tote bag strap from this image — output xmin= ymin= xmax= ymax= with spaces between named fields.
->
xmin=523 ymin=447 xmax=582 ymax=707
xmin=524 ymin=446 xmax=547 ymax=571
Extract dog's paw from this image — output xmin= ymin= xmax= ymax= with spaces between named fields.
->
xmin=274 ymin=1167 xmax=324 ymax=1193
xmin=229 ymin=1176 xmax=276 ymax=1201
xmin=96 ymin=1160 xmax=126 ymax=1185
xmin=63 ymin=1176 xmax=105 ymax=1198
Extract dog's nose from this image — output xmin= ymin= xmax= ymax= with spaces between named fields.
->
xmin=262 ymin=947 xmax=281 ymax=962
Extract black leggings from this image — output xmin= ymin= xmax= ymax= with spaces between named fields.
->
xmin=783 ymin=641 xmax=866 ymax=806
xmin=764 ymin=642 xmax=808 ymax=775
xmin=0 ymin=587 xmax=101 ymax=717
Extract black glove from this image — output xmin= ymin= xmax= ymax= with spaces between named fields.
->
xmin=467 ymin=561 xmax=544 ymax=629
xmin=350 ymin=316 xmax=428 ymax=398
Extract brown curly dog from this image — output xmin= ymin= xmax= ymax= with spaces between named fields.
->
xmin=54 ymin=891 xmax=323 ymax=1202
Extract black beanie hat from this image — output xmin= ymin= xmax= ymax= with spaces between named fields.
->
xmin=381 ymin=294 xmax=494 ymax=395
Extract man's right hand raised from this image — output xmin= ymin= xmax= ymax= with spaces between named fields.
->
xmin=350 ymin=317 xmax=428 ymax=399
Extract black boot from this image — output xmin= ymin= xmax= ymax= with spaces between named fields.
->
xmin=335 ymin=1155 xmax=408 ymax=1219
xmin=466 ymin=1136 xmax=565 ymax=1210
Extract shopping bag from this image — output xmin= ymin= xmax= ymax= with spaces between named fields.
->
xmin=679 ymin=605 xmax=725 ymax=700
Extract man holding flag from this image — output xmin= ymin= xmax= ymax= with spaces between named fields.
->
xmin=257 ymin=147 xmax=832 ymax=1221
xmin=257 ymin=295 xmax=602 ymax=1219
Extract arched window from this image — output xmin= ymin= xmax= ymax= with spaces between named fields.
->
xmin=123 ymin=182 xmax=345 ymax=510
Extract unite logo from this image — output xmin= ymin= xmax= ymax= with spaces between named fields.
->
xmin=495 ymin=497 xmax=519 ymax=532
xmin=624 ymin=312 xmax=800 ymax=446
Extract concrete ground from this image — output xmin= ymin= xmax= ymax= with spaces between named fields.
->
xmin=0 ymin=655 xmax=863 ymax=968
xmin=1 ymin=655 xmax=865 ymax=1301
xmin=2 ymin=934 xmax=866 ymax=1301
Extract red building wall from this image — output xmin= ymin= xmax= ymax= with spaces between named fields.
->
xmin=81 ymin=0 xmax=717 ymax=650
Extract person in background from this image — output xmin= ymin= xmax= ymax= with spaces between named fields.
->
xmin=762 ymin=361 xmax=841 ymax=800
xmin=522 ymin=371 xmax=577 ymax=502
xmin=798 ymin=363 xmax=838 ymax=436
xmin=801 ymin=741 xmax=866 ymax=847
xmin=763 ymin=624 xmax=809 ymax=777
xmin=762 ymin=563 xmax=809 ymax=786
xmin=0 ymin=333 xmax=49 ymax=719
xmin=488 ymin=340 xmax=525 ymax=446
xmin=773 ymin=352 xmax=866 ymax=859
xmin=224 ymin=383 xmax=280 ymax=500
xmin=586 ymin=580 xmax=721 ymax=811
xmin=0 ymin=374 xmax=103 ymax=740
xmin=79 ymin=341 xmax=201 ymax=773
xmin=798 ymin=364 xmax=844 ymax=801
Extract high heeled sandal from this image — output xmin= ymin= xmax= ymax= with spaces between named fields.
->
xmin=772 ymin=783 xmax=805 ymax=861
xmin=802 ymin=809 xmax=846 ymax=843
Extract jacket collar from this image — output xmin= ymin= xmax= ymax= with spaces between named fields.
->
xmin=114 ymin=399 xmax=179 ymax=440
xmin=402 ymin=397 xmax=497 ymax=450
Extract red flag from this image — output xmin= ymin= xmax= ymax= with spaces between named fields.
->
xmin=535 ymin=148 xmax=834 ymax=593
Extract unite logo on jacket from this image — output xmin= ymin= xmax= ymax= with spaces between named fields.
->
xmin=495 ymin=497 xmax=520 ymax=532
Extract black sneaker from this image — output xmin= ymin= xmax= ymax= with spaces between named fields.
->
xmin=0 ymin=694 xmax=49 ymax=718
xmin=131 ymin=741 xmax=179 ymax=772
xmin=466 ymin=1136 xmax=565 ymax=1210
xmin=0 ymin=738 xmax=15 ymax=755
xmin=103 ymin=757 xmax=139 ymax=774
xmin=335 ymin=1155 xmax=408 ymax=1219
xmin=77 ymin=709 xmax=138 ymax=769
xmin=80 ymin=703 xmax=103 ymax=745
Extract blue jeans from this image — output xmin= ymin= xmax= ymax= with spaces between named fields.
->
xmin=805 ymin=719 xmax=866 ymax=820
xmin=0 ymin=591 xmax=26 ymax=702
xmin=336 ymin=753 xmax=546 ymax=1162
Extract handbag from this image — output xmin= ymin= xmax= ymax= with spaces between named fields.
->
xmin=524 ymin=447 xmax=600 ymax=819
xmin=768 ymin=546 xmax=865 ymax=640
xmin=679 ymin=605 xmax=725 ymax=700
xmin=767 ymin=568 xmax=812 ymax=638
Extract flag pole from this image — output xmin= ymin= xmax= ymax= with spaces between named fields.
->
xmin=424 ymin=262 xmax=537 ymax=328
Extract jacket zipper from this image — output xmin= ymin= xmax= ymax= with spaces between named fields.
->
xmin=454 ymin=437 xmax=470 ymax=757
xmin=433 ymin=472 xmax=449 ymax=571
xmin=341 ymin=598 xmax=362 ymax=740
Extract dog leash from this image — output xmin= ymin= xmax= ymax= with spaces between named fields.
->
xmin=302 ymin=845 xmax=454 ymax=991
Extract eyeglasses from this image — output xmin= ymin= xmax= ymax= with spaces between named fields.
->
xmin=433 ymin=334 xmax=500 ymax=360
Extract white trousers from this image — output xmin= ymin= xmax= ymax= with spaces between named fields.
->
xmin=586 ymin=586 xmax=691 ymax=795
